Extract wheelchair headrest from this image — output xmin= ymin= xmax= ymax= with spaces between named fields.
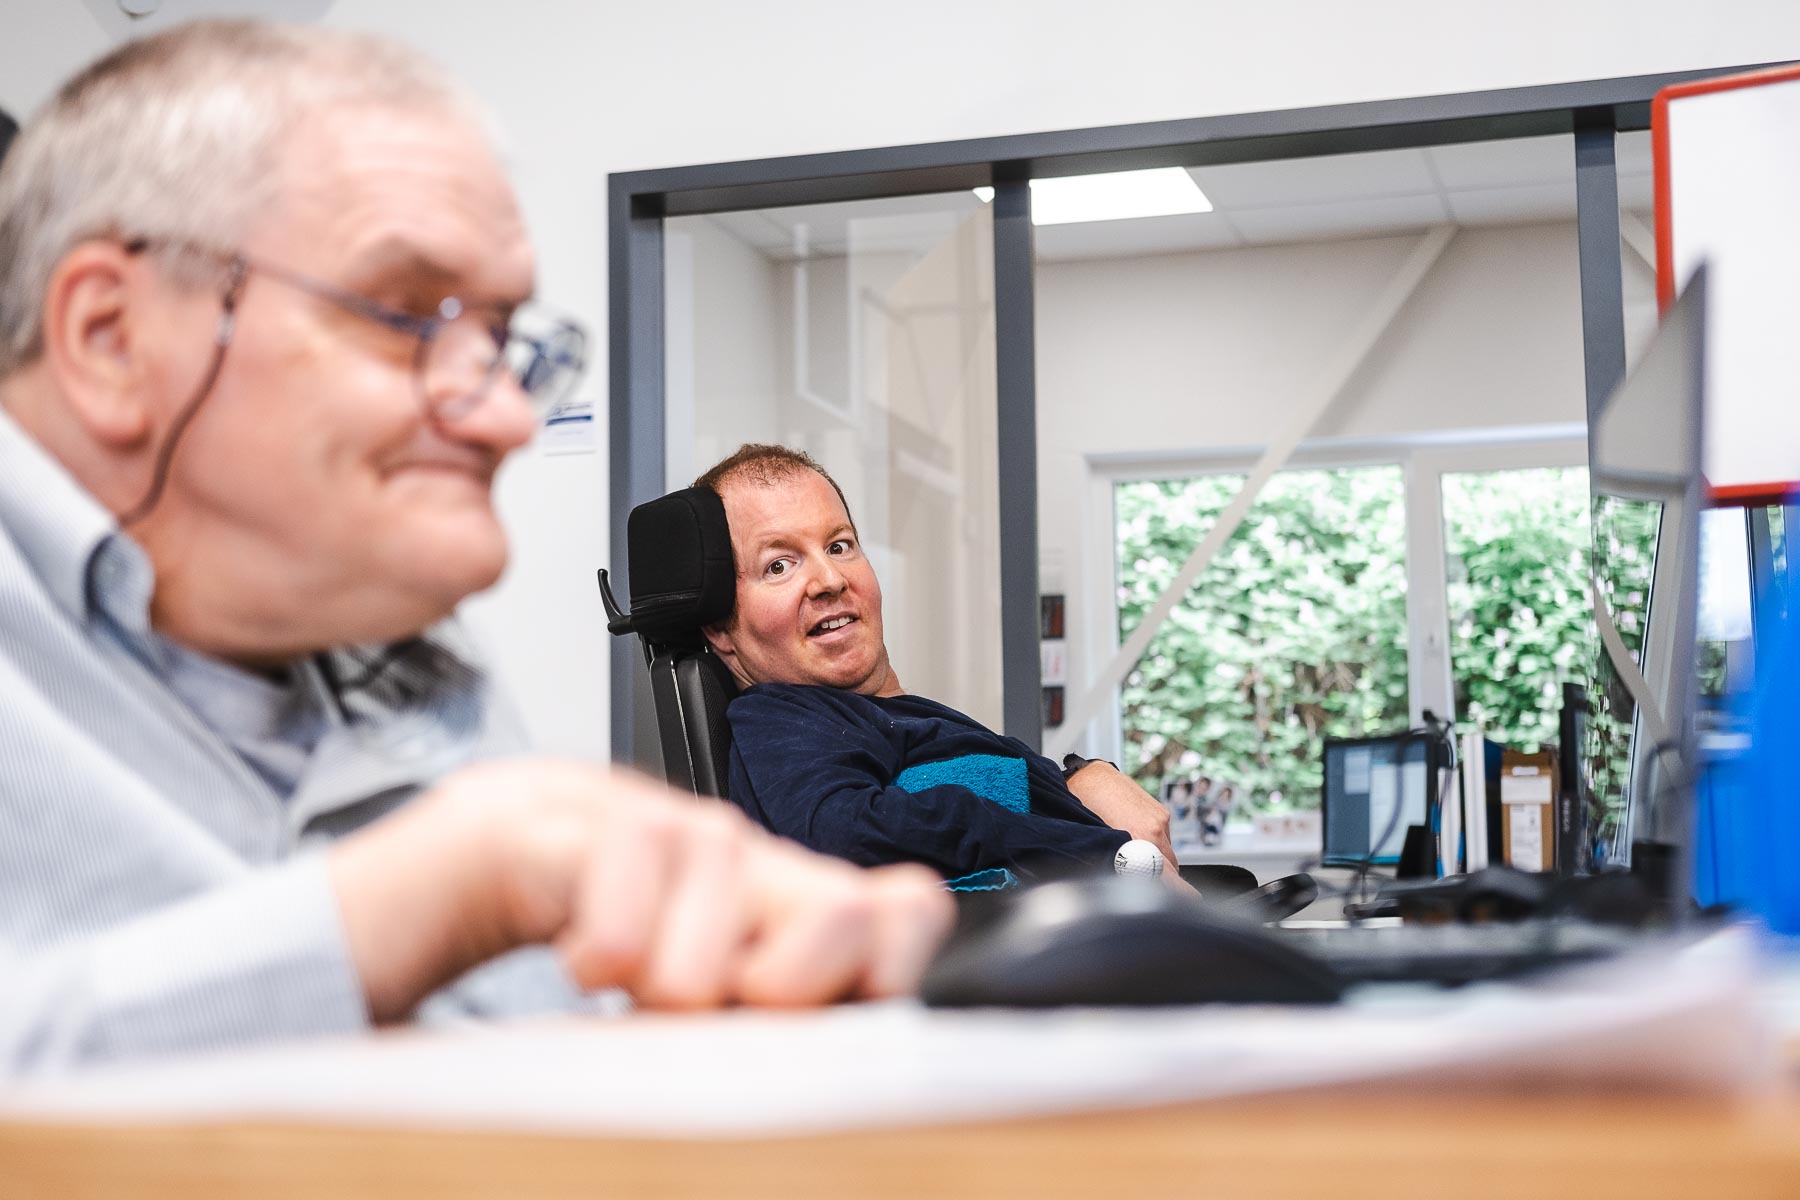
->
xmin=609 ymin=486 xmax=736 ymax=646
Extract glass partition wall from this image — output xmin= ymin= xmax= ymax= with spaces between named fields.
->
xmin=664 ymin=195 xmax=1004 ymax=725
xmin=609 ymin=67 xmax=1766 ymax=774
xmin=1029 ymin=134 xmax=1621 ymax=854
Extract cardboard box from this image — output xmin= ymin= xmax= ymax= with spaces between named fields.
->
xmin=1499 ymin=750 xmax=1557 ymax=872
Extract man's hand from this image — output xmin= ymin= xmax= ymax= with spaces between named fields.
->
xmin=1065 ymin=761 xmax=1179 ymax=869
xmin=329 ymin=760 xmax=956 ymax=1022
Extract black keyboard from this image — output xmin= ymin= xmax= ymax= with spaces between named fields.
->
xmin=1280 ymin=919 xmax=1650 ymax=985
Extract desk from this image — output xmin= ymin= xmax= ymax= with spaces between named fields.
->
xmin=4 ymin=1076 xmax=1799 ymax=1199
xmin=2 ymin=936 xmax=1790 ymax=1199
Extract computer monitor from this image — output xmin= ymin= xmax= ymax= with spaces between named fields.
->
xmin=1320 ymin=732 xmax=1435 ymax=867
xmin=1555 ymin=681 xmax=1589 ymax=876
xmin=1585 ymin=266 xmax=1707 ymax=902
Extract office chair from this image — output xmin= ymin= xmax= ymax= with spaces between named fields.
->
xmin=597 ymin=486 xmax=739 ymax=797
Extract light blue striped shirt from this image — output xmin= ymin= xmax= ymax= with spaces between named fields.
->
xmin=0 ymin=407 xmax=586 ymax=1077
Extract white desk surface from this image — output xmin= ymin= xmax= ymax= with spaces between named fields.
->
xmin=1 ymin=927 xmax=1774 ymax=1140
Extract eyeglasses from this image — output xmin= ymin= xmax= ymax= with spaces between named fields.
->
xmin=125 ymin=237 xmax=588 ymax=421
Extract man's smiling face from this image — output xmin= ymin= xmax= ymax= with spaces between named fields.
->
xmin=133 ymin=100 xmax=538 ymax=662
xmin=703 ymin=468 xmax=900 ymax=697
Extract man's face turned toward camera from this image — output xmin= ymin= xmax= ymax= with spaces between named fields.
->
xmin=704 ymin=468 xmax=900 ymax=697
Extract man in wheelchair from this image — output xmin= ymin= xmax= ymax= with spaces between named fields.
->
xmin=691 ymin=444 xmax=1181 ymax=889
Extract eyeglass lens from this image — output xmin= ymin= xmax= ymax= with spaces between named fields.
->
xmin=422 ymin=312 xmax=586 ymax=418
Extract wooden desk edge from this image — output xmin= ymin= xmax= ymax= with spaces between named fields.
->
xmin=4 ymin=1080 xmax=1798 ymax=1200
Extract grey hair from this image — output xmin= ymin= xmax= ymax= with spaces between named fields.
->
xmin=0 ymin=19 xmax=495 ymax=377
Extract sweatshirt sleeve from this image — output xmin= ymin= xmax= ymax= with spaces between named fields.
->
xmin=725 ymin=689 xmax=1127 ymax=881
xmin=0 ymin=853 xmax=369 ymax=1077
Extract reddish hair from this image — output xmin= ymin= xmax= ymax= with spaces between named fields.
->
xmin=692 ymin=443 xmax=856 ymax=528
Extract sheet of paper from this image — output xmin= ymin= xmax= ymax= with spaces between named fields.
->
xmin=1461 ymin=731 xmax=1490 ymax=871
xmin=1439 ymin=763 xmax=1461 ymax=874
xmin=1509 ymin=804 xmax=1544 ymax=868
xmin=0 ymin=929 xmax=1773 ymax=1139
xmin=1502 ymin=773 xmax=1553 ymax=803
xmin=1368 ymin=762 xmax=1401 ymax=856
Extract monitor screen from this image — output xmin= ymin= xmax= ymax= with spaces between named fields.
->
xmin=1320 ymin=733 xmax=1433 ymax=866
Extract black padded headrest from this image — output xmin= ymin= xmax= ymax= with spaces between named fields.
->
xmin=618 ymin=487 xmax=736 ymax=644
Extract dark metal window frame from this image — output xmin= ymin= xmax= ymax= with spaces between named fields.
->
xmin=608 ymin=64 xmax=1775 ymax=766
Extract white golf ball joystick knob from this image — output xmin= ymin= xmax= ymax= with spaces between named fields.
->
xmin=1113 ymin=838 xmax=1165 ymax=878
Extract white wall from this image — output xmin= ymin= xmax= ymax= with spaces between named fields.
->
xmin=1038 ymin=224 xmax=1590 ymax=464
xmin=3 ymin=0 xmax=1794 ymax=757
xmin=666 ymin=217 xmax=785 ymax=488
xmin=672 ymin=213 xmax=1005 ymax=724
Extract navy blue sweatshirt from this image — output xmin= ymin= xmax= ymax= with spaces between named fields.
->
xmin=724 ymin=684 xmax=1128 ymax=882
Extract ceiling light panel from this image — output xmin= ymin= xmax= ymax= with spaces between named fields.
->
xmin=977 ymin=169 xmax=1212 ymax=225
xmin=1030 ymin=167 xmax=1212 ymax=225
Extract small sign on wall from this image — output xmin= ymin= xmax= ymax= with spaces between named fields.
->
xmin=539 ymin=402 xmax=597 ymax=456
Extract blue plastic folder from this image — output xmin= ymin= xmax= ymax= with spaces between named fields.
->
xmin=1698 ymin=614 xmax=1800 ymax=934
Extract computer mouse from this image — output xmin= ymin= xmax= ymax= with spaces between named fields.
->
xmin=921 ymin=875 xmax=1346 ymax=1008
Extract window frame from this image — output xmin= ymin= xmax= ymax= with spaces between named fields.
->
xmin=1084 ymin=428 xmax=1588 ymax=795
xmin=608 ymin=66 xmax=1780 ymax=767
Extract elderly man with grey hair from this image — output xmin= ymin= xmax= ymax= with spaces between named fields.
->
xmin=0 ymin=20 xmax=951 ymax=1076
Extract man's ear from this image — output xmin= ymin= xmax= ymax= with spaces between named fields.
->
xmin=700 ymin=620 xmax=735 ymax=661
xmin=702 ymin=620 xmax=757 ymax=691
xmin=39 ymin=241 xmax=156 ymax=449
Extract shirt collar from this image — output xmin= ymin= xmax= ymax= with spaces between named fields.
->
xmin=0 ymin=404 xmax=153 ymax=630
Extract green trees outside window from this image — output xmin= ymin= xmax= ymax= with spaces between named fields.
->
xmin=1115 ymin=469 xmax=1409 ymax=813
xmin=1116 ymin=464 xmax=1607 ymax=821
xmin=1442 ymin=467 xmax=1594 ymax=751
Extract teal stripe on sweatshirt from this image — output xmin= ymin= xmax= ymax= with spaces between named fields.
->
xmin=896 ymin=753 xmax=1029 ymax=813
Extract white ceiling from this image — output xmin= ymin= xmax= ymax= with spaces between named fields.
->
xmin=700 ymin=131 xmax=1656 ymax=263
